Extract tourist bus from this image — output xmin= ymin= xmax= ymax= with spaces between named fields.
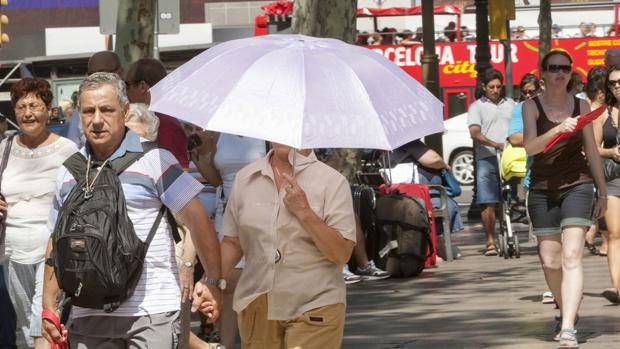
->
xmin=255 ymin=1 xmax=620 ymax=119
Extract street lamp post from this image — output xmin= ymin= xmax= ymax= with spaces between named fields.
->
xmin=420 ymin=0 xmax=442 ymax=157
xmin=475 ymin=0 xmax=492 ymax=91
xmin=468 ymin=0 xmax=492 ymax=219
xmin=421 ymin=0 xmax=451 ymax=261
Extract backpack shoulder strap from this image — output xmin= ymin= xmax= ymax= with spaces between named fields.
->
xmin=140 ymin=141 xmax=159 ymax=153
xmin=109 ymin=141 xmax=182 ymax=243
xmin=110 ymin=141 xmax=160 ymax=175
xmin=144 ymin=205 xmax=166 ymax=249
xmin=63 ymin=152 xmax=88 ymax=182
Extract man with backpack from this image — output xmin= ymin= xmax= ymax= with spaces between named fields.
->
xmin=40 ymin=72 xmax=223 ymax=348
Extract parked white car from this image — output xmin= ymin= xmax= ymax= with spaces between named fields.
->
xmin=443 ymin=112 xmax=474 ymax=185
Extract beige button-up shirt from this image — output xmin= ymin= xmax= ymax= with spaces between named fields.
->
xmin=222 ymin=149 xmax=356 ymax=320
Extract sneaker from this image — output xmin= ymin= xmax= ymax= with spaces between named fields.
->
xmin=343 ymin=265 xmax=362 ymax=285
xmin=356 ymin=260 xmax=391 ymax=281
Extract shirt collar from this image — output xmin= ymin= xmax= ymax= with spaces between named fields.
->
xmin=480 ymin=96 xmax=507 ymax=105
xmin=255 ymin=148 xmax=318 ymax=178
xmin=85 ymin=128 xmax=143 ymax=161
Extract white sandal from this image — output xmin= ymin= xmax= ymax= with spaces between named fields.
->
xmin=557 ymin=329 xmax=579 ymax=349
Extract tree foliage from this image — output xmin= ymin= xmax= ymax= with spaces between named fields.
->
xmin=115 ymin=0 xmax=155 ymax=69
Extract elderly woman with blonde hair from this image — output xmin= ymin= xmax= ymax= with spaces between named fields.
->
xmin=125 ymin=103 xmax=160 ymax=141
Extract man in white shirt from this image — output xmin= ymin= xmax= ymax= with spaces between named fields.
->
xmin=468 ymin=69 xmax=515 ymax=256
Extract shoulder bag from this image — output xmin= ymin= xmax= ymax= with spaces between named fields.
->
xmin=440 ymin=169 xmax=462 ymax=197
xmin=0 ymin=135 xmax=15 ymax=245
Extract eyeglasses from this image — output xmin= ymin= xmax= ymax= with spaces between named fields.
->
xmin=544 ymin=64 xmax=572 ymax=74
xmin=608 ymin=79 xmax=620 ymax=88
xmin=523 ymin=89 xmax=540 ymax=97
xmin=14 ymin=103 xmax=46 ymax=115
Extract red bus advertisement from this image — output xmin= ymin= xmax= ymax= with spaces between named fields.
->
xmin=369 ymin=36 xmax=620 ymax=118
xmin=255 ymin=1 xmax=620 ymax=119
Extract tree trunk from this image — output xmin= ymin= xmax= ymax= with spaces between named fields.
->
xmin=292 ymin=0 xmax=359 ymax=182
xmin=538 ymin=0 xmax=552 ymax=65
xmin=292 ymin=0 xmax=357 ymax=44
xmin=115 ymin=0 xmax=156 ymax=70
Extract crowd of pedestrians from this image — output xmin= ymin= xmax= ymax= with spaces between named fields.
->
xmin=0 ymin=48 xmax=360 ymax=348
xmin=355 ymin=22 xmax=616 ymax=47
xmin=2 ymin=43 xmax=620 ymax=349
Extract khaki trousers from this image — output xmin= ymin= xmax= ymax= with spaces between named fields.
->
xmin=238 ymin=294 xmax=345 ymax=349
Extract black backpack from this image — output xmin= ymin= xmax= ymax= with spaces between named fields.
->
xmin=374 ymin=194 xmax=432 ymax=277
xmin=50 ymin=142 xmax=165 ymax=312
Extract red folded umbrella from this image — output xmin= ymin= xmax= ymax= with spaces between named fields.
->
xmin=543 ymin=105 xmax=606 ymax=153
xmin=41 ymin=309 xmax=69 ymax=349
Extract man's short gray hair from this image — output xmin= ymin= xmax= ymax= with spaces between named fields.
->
xmin=78 ymin=72 xmax=128 ymax=108
xmin=605 ymin=48 xmax=620 ymax=66
xmin=126 ymin=103 xmax=160 ymax=141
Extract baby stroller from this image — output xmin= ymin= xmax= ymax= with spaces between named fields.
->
xmin=496 ymin=144 xmax=527 ymax=259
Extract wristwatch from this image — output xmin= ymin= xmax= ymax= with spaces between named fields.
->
xmin=204 ymin=277 xmax=227 ymax=291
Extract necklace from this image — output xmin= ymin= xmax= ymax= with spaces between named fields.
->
xmin=542 ymin=95 xmax=572 ymax=123
xmin=84 ymin=155 xmax=109 ymax=199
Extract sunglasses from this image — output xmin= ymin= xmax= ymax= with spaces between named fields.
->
xmin=124 ymin=80 xmax=142 ymax=88
xmin=544 ymin=64 xmax=572 ymax=74
xmin=608 ymin=79 xmax=620 ymax=88
xmin=523 ymin=89 xmax=540 ymax=97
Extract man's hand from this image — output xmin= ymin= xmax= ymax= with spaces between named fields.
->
xmin=178 ymin=263 xmax=195 ymax=303
xmin=281 ymin=173 xmax=312 ymax=218
xmin=494 ymin=142 xmax=505 ymax=151
xmin=41 ymin=310 xmax=68 ymax=346
xmin=191 ymin=280 xmax=221 ymax=323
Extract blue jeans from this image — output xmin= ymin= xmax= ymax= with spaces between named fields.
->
xmin=475 ymin=157 xmax=501 ymax=204
xmin=0 ymin=264 xmax=17 ymax=349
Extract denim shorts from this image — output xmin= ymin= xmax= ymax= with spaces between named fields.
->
xmin=475 ymin=157 xmax=501 ymax=204
xmin=527 ymin=182 xmax=595 ymax=236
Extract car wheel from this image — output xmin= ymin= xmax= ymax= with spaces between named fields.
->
xmin=450 ymin=149 xmax=474 ymax=185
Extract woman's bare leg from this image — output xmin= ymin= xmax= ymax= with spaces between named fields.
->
xmin=560 ymin=226 xmax=586 ymax=330
xmin=605 ymin=196 xmax=620 ymax=290
xmin=538 ymin=234 xmax=564 ymax=310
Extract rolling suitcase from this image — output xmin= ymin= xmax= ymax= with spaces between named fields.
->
xmin=372 ymin=184 xmax=435 ymax=277
xmin=380 ymin=184 xmax=437 ymax=269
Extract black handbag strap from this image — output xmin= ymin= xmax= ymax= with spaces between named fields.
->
xmin=0 ymin=135 xmax=15 ymax=194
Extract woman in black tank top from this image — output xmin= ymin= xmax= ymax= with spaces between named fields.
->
xmin=523 ymin=50 xmax=608 ymax=348
xmin=592 ymin=64 xmax=620 ymax=306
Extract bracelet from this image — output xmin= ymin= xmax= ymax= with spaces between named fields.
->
xmin=599 ymin=195 xmax=608 ymax=198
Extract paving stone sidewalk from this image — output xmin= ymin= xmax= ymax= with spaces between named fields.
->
xmin=343 ymin=223 xmax=620 ymax=349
